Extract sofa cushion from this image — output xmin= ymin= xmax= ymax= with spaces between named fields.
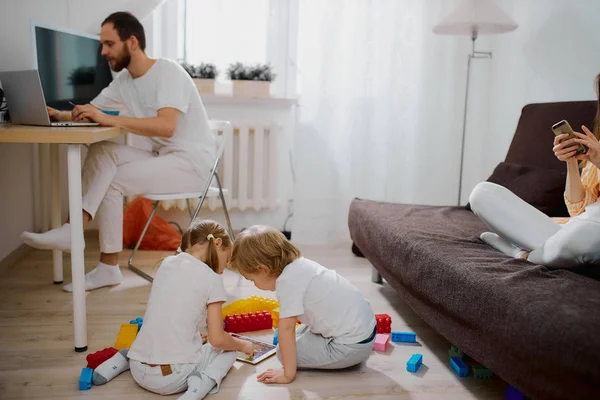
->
xmin=485 ymin=161 xmax=567 ymax=215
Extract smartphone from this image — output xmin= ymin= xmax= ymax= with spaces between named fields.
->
xmin=552 ymin=120 xmax=587 ymax=155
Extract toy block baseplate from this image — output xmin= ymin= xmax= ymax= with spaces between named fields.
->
xmin=472 ymin=365 xmax=494 ymax=379
xmin=375 ymin=313 xmax=392 ymax=334
xmin=391 ymin=331 xmax=416 ymax=343
xmin=406 ymin=353 xmax=423 ymax=373
xmin=129 ymin=317 xmax=143 ymax=332
xmin=222 ymin=296 xmax=279 ymax=319
xmin=373 ymin=333 xmax=390 ymax=352
xmin=449 ymin=345 xmax=465 ymax=359
xmin=86 ymin=347 xmax=118 ymax=369
xmin=79 ymin=367 xmax=93 ymax=390
xmin=224 ymin=311 xmax=273 ymax=333
xmin=450 ymin=356 xmax=468 ymax=377
xmin=115 ymin=324 xmax=138 ymax=350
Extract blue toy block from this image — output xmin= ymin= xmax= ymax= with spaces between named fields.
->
xmin=79 ymin=367 xmax=93 ymax=390
xmin=273 ymin=328 xmax=278 ymax=345
xmin=506 ymin=385 xmax=525 ymax=400
xmin=406 ymin=353 xmax=423 ymax=373
xmin=129 ymin=317 xmax=143 ymax=332
xmin=450 ymin=356 xmax=468 ymax=377
xmin=391 ymin=331 xmax=416 ymax=343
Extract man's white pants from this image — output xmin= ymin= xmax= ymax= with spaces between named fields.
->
xmin=469 ymin=182 xmax=600 ymax=268
xmin=81 ymin=141 xmax=209 ymax=254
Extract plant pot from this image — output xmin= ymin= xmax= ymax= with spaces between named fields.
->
xmin=193 ymin=78 xmax=215 ymax=94
xmin=232 ymin=80 xmax=270 ymax=98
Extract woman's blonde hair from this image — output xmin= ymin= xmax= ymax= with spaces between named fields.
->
xmin=230 ymin=225 xmax=301 ymax=276
xmin=181 ymin=219 xmax=232 ymax=273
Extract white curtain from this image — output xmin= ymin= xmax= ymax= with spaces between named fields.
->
xmin=292 ymin=0 xmax=467 ymax=245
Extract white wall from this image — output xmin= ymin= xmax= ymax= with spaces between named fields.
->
xmin=0 ymin=0 xmax=165 ymax=261
xmin=460 ymin=0 xmax=600 ymax=203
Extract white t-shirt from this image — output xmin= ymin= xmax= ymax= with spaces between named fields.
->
xmin=91 ymin=58 xmax=215 ymax=174
xmin=127 ymin=252 xmax=227 ymax=365
xmin=276 ymin=257 xmax=376 ymax=344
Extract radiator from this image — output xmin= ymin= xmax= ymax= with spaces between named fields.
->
xmin=159 ymin=121 xmax=280 ymax=212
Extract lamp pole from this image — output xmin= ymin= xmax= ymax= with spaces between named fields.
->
xmin=457 ymin=28 xmax=492 ymax=205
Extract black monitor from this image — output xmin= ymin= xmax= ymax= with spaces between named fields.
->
xmin=33 ymin=24 xmax=113 ymax=109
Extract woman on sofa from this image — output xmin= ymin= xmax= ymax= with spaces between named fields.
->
xmin=469 ymin=75 xmax=600 ymax=268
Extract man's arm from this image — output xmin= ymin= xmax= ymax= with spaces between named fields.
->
xmin=73 ymin=105 xmax=179 ymax=138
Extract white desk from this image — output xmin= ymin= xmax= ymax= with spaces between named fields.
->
xmin=0 ymin=124 xmax=122 ymax=352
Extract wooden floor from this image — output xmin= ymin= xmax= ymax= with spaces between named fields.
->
xmin=0 ymin=233 xmax=507 ymax=399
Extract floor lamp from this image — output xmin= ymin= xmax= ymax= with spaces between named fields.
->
xmin=433 ymin=0 xmax=518 ymax=205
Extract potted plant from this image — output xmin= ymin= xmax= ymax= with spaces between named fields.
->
xmin=227 ymin=62 xmax=276 ymax=98
xmin=181 ymin=62 xmax=218 ymax=94
xmin=68 ymin=66 xmax=97 ymax=99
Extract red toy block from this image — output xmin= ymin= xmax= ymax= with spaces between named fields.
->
xmin=86 ymin=347 xmax=118 ymax=370
xmin=375 ymin=313 xmax=392 ymax=334
xmin=224 ymin=311 xmax=273 ymax=333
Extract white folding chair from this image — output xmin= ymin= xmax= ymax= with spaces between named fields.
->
xmin=128 ymin=120 xmax=235 ymax=282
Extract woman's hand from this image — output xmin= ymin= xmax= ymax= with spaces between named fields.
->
xmin=257 ymin=368 xmax=295 ymax=384
xmin=572 ymin=125 xmax=600 ymax=167
xmin=553 ymin=133 xmax=581 ymax=162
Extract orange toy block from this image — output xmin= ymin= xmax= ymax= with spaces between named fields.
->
xmin=272 ymin=307 xmax=280 ymax=328
xmin=115 ymin=324 xmax=138 ymax=350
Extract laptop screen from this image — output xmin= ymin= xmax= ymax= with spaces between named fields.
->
xmin=34 ymin=26 xmax=113 ymax=109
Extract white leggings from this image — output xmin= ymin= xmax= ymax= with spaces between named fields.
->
xmin=81 ymin=141 xmax=208 ymax=253
xmin=469 ymin=182 xmax=600 ymax=268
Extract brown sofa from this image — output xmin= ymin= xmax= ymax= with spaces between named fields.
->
xmin=349 ymin=101 xmax=600 ymax=400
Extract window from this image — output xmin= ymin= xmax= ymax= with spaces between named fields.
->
xmin=185 ymin=0 xmax=270 ymax=82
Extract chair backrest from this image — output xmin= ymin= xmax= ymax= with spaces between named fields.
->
xmin=208 ymin=120 xmax=233 ymax=160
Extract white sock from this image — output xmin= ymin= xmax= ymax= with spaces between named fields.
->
xmin=92 ymin=349 xmax=129 ymax=385
xmin=21 ymin=223 xmax=74 ymax=252
xmin=63 ymin=262 xmax=123 ymax=292
xmin=177 ymin=373 xmax=216 ymax=400
xmin=480 ymin=232 xmax=527 ymax=259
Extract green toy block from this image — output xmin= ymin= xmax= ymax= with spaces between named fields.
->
xmin=449 ymin=345 xmax=464 ymax=360
xmin=472 ymin=365 xmax=493 ymax=379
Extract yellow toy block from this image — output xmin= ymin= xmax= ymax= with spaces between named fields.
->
xmin=115 ymin=324 xmax=138 ymax=350
xmin=272 ymin=307 xmax=280 ymax=328
xmin=222 ymin=296 xmax=279 ymax=319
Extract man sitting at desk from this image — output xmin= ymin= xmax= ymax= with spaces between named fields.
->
xmin=21 ymin=11 xmax=215 ymax=292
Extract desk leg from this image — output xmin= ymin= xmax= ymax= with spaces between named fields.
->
xmin=50 ymin=144 xmax=63 ymax=284
xmin=67 ymin=144 xmax=87 ymax=352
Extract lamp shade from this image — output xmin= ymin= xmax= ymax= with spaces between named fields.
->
xmin=433 ymin=0 xmax=518 ymax=36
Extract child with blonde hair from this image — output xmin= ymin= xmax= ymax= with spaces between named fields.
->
xmin=230 ymin=225 xmax=376 ymax=384
xmin=92 ymin=219 xmax=253 ymax=400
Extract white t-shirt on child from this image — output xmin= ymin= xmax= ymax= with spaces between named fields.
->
xmin=128 ymin=252 xmax=227 ymax=365
xmin=276 ymin=257 xmax=376 ymax=345
xmin=91 ymin=58 xmax=215 ymax=174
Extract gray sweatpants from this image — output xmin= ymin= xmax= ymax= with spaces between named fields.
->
xmin=278 ymin=324 xmax=375 ymax=369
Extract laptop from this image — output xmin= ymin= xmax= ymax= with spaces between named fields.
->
xmin=0 ymin=70 xmax=99 ymax=127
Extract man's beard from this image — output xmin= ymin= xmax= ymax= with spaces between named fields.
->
xmin=111 ymin=47 xmax=131 ymax=72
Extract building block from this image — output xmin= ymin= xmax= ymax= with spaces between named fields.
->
xmin=79 ymin=367 xmax=93 ymax=390
xmin=86 ymin=347 xmax=118 ymax=370
xmin=449 ymin=345 xmax=465 ymax=359
xmin=224 ymin=311 xmax=273 ymax=333
xmin=391 ymin=331 xmax=416 ymax=343
xmin=473 ymin=365 xmax=494 ymax=379
xmin=375 ymin=314 xmax=392 ymax=334
xmin=273 ymin=328 xmax=278 ymax=345
xmin=115 ymin=324 xmax=138 ymax=350
xmin=222 ymin=296 xmax=279 ymax=319
xmin=450 ymin=356 xmax=468 ymax=377
xmin=129 ymin=317 xmax=143 ymax=332
xmin=506 ymin=385 xmax=525 ymax=400
xmin=406 ymin=353 xmax=423 ymax=373
xmin=373 ymin=333 xmax=390 ymax=352
xmin=271 ymin=307 xmax=280 ymax=328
